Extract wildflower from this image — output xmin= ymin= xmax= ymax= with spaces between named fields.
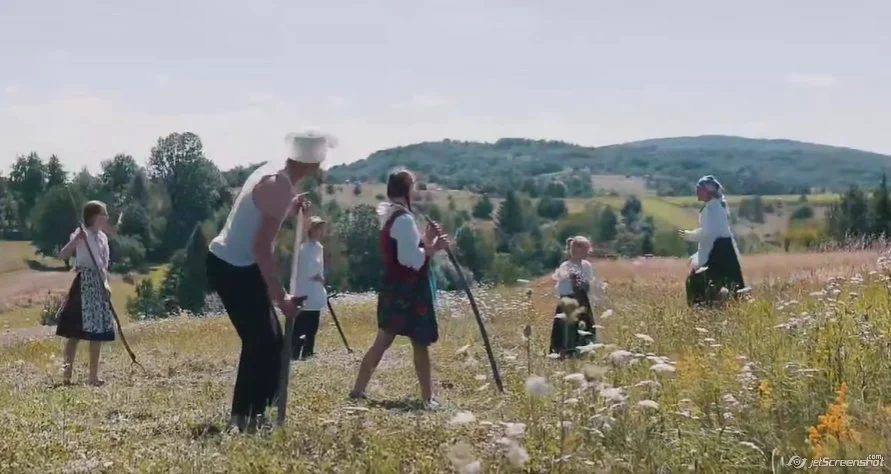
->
xmin=447 ymin=442 xmax=475 ymax=469
xmin=563 ymin=373 xmax=586 ymax=385
xmin=474 ymin=374 xmax=486 ymax=381
xmin=650 ymin=363 xmax=676 ymax=374
xmin=635 ymin=333 xmax=654 ymax=344
xmin=598 ymin=386 xmax=627 ymax=403
xmin=525 ymin=376 xmax=553 ymax=397
xmin=637 ymin=399 xmax=660 ymax=410
xmin=608 ymin=350 xmax=634 ymax=366
xmin=583 ymin=364 xmax=608 ymax=381
xmin=503 ymin=422 xmax=527 ymax=438
xmin=577 ymin=342 xmax=597 ymax=354
xmin=505 ymin=443 xmax=529 ymax=468
xmin=695 ymin=327 xmax=709 ymax=334
xmin=459 ymin=461 xmax=481 ymax=474
xmin=634 ymin=380 xmax=661 ymax=390
xmin=565 ymin=397 xmax=580 ymax=405
xmin=448 ymin=411 xmax=477 ymax=426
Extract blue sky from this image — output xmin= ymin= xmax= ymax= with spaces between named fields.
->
xmin=1 ymin=0 xmax=888 ymax=172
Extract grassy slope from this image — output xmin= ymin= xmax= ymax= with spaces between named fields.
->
xmin=0 ymin=251 xmax=887 ymax=472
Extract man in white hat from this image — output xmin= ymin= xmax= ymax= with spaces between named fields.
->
xmin=205 ymin=130 xmax=335 ymax=432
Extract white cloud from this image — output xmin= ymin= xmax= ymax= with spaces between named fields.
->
xmin=783 ymin=73 xmax=838 ymax=88
xmin=325 ymin=95 xmax=348 ymax=109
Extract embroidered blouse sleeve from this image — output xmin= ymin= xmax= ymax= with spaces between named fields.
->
xmin=390 ymin=214 xmax=427 ymax=271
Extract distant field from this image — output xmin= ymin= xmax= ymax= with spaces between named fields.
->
xmin=663 ymin=193 xmax=840 ymax=207
xmin=590 ymin=174 xmax=649 ymax=195
xmin=567 ymin=196 xmax=700 ymax=230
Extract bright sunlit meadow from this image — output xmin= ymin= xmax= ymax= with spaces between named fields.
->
xmin=0 ymin=250 xmax=889 ymax=473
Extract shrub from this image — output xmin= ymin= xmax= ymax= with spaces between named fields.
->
xmin=39 ymin=292 xmax=65 ymax=326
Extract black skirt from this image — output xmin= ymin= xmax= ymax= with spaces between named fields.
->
xmin=56 ymin=268 xmax=116 ymax=341
xmin=686 ymin=237 xmax=745 ymax=307
xmin=549 ymin=288 xmax=596 ymax=358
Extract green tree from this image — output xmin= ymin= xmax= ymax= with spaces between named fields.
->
xmin=871 ymin=172 xmax=891 ymax=236
xmin=45 ymin=155 xmax=67 ymax=188
xmin=598 ymin=207 xmax=619 ymax=242
xmin=148 ymin=132 xmax=224 ymax=257
xmin=826 ymin=185 xmax=870 ymax=240
xmin=100 ymin=154 xmax=139 ymax=206
xmin=472 ymin=195 xmax=494 ymax=220
xmin=8 ymin=153 xmax=46 ymax=228
xmin=454 ymin=225 xmax=495 ymax=281
xmin=620 ymin=196 xmax=642 ymax=226
xmin=176 ymin=225 xmax=210 ymax=314
xmin=332 ymin=204 xmax=382 ymax=291
xmin=545 ymin=180 xmax=567 ymax=198
xmin=495 ymin=191 xmax=524 ymax=235
xmin=537 ymin=197 xmax=568 ymax=220
xmin=30 ymin=186 xmax=83 ymax=257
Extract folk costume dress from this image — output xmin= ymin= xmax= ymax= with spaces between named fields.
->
xmin=56 ymin=229 xmax=116 ymax=341
xmin=683 ymin=198 xmax=746 ymax=307
xmin=375 ymin=202 xmax=438 ymax=346
xmin=549 ymin=259 xmax=597 ymax=357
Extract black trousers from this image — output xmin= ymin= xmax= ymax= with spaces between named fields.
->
xmin=291 ymin=310 xmax=321 ymax=359
xmin=206 ymin=252 xmax=282 ymax=418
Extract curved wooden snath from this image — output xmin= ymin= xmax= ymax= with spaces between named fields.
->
xmin=65 ymin=187 xmax=144 ymax=373
xmin=276 ymin=206 xmax=305 ymax=427
xmin=419 ymin=213 xmax=504 ymax=394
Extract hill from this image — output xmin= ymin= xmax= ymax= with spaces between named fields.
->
xmin=326 ymin=135 xmax=891 ymax=196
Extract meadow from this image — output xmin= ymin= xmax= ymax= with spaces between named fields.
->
xmin=0 ymin=248 xmax=889 ymax=473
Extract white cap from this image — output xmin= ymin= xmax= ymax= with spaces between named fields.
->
xmin=284 ymin=129 xmax=338 ymax=164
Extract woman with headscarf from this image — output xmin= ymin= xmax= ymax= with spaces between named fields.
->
xmin=680 ymin=175 xmax=746 ymax=307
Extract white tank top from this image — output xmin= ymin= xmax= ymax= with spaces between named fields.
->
xmin=209 ymin=162 xmax=294 ymax=267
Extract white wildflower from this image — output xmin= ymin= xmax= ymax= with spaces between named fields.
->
xmin=503 ymin=422 xmax=526 ymax=438
xmin=634 ymin=380 xmax=662 ymax=390
xmin=524 ymin=376 xmax=553 ymax=397
xmin=650 ymin=363 xmax=676 ymax=374
xmin=563 ymin=373 xmax=586 ymax=385
xmin=608 ymin=350 xmax=634 ymax=366
xmin=448 ymin=411 xmax=477 ymax=426
xmin=473 ymin=374 xmax=486 ymax=381
xmin=505 ymin=443 xmax=529 ymax=468
xmin=459 ymin=461 xmax=481 ymax=474
xmin=598 ymin=386 xmax=627 ymax=402
xmin=635 ymin=333 xmax=654 ymax=344
xmin=637 ymin=399 xmax=660 ymax=410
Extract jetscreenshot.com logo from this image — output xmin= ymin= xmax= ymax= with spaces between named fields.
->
xmin=772 ymin=450 xmax=885 ymax=471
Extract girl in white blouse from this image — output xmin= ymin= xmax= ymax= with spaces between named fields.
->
xmin=291 ymin=216 xmax=328 ymax=360
xmin=680 ymin=175 xmax=746 ymax=306
xmin=549 ymin=236 xmax=602 ymax=358
xmin=55 ymin=200 xmax=117 ymax=386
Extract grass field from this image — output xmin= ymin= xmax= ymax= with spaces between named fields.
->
xmin=662 ymin=193 xmax=840 ymax=208
xmin=0 ymin=241 xmax=171 ymax=332
xmin=0 ymin=250 xmax=888 ymax=472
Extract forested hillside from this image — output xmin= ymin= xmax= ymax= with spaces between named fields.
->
xmin=326 ymin=135 xmax=891 ymax=196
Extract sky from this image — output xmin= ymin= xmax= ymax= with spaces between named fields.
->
xmin=1 ymin=0 xmax=889 ymax=173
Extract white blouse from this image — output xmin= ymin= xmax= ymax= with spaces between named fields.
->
xmin=684 ymin=198 xmax=734 ymax=268
xmin=377 ymin=202 xmax=427 ymax=271
xmin=294 ymin=240 xmax=327 ymax=312
xmin=553 ymin=259 xmax=597 ymax=297
xmin=72 ymin=229 xmax=110 ymax=271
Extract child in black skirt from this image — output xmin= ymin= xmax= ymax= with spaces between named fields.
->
xmin=549 ymin=236 xmax=602 ymax=358
xmin=56 ymin=200 xmax=116 ymax=386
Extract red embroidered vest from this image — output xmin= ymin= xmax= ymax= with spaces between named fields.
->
xmin=380 ymin=208 xmax=430 ymax=284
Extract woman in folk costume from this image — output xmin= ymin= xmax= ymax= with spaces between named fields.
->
xmin=56 ymin=200 xmax=117 ymax=386
xmin=349 ymin=169 xmax=451 ymax=409
xmin=549 ymin=236 xmax=601 ymax=358
xmin=290 ymin=215 xmax=328 ymax=361
xmin=206 ymin=130 xmax=331 ymax=432
xmin=681 ymin=175 xmax=746 ymax=307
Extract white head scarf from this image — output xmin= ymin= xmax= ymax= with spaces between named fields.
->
xmin=697 ymin=175 xmax=728 ymax=211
